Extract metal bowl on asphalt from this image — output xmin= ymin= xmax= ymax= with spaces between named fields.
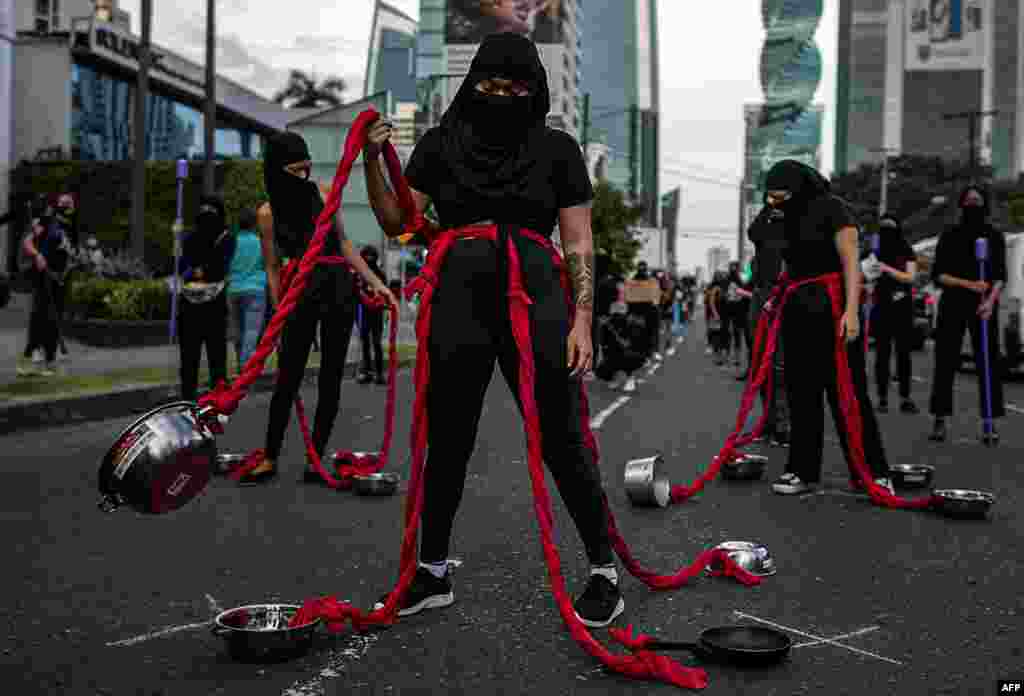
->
xmin=214 ymin=453 xmax=247 ymax=476
xmin=721 ymin=454 xmax=768 ymax=481
xmin=888 ymin=463 xmax=935 ymax=489
xmin=932 ymin=489 xmax=995 ymax=520
xmin=706 ymin=541 xmax=776 ymax=577
xmin=97 ymin=401 xmax=216 ymax=515
xmin=624 ymin=455 xmax=671 ymax=508
xmin=352 ymin=472 xmax=400 ymax=496
xmin=211 ymin=604 xmax=319 ymax=662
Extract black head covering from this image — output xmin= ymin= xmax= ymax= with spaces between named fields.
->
xmin=185 ymin=194 xmax=226 ymax=276
xmin=957 ymin=185 xmax=990 ymax=228
xmin=438 ymin=33 xmax=551 ymax=205
xmin=763 ymin=159 xmax=831 ymax=214
xmin=264 ymin=132 xmax=323 ymax=256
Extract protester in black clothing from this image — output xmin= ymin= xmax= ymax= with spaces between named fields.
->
xmin=927 ymin=186 xmax=1006 ymax=443
xmin=357 ymin=245 xmax=388 ymax=385
xmin=629 ymin=261 xmax=661 ymax=360
xmin=51 ymin=193 xmax=78 ymax=360
xmin=20 ymin=199 xmax=70 ymax=374
xmin=871 ymin=214 xmax=919 ymax=414
xmin=761 ymin=160 xmax=894 ymax=496
xmin=241 ymin=132 xmax=396 ymax=485
xmin=746 ymin=206 xmax=790 ymax=446
xmin=177 ymin=195 xmax=233 ymax=402
xmin=723 ymin=261 xmax=749 ymax=369
xmin=363 ymin=33 xmax=622 ymax=627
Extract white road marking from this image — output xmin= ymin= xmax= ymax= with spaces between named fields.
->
xmin=733 ymin=611 xmax=903 ymax=666
xmin=792 ymin=625 xmax=881 ymax=648
xmin=106 ymin=620 xmax=212 ymax=647
xmin=1006 ymin=403 xmax=1024 ymax=415
xmin=281 ymin=633 xmax=379 ymax=696
xmin=590 ymin=396 xmax=631 ymax=430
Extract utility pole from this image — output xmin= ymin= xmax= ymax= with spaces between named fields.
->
xmin=737 ymin=183 xmax=755 ymax=265
xmin=203 ymin=0 xmax=217 ymax=195
xmin=943 ymin=110 xmax=998 ymax=180
xmin=580 ymin=92 xmax=590 ymax=152
xmin=129 ymin=0 xmax=152 ymax=261
xmin=871 ymin=147 xmax=898 ymax=216
xmin=628 ymin=104 xmax=638 ymax=203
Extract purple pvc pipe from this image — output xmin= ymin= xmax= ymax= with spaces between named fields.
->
xmin=975 ymin=237 xmax=993 ymax=435
xmin=170 ymin=159 xmax=188 ymax=342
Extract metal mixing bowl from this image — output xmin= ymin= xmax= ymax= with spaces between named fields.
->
xmin=932 ymin=489 xmax=995 ymax=519
xmin=624 ymin=456 xmax=671 ymax=507
xmin=888 ymin=464 xmax=935 ymax=489
xmin=212 ymin=604 xmax=320 ymax=662
xmin=706 ymin=541 xmax=776 ymax=577
xmin=352 ymin=472 xmax=400 ymax=496
xmin=721 ymin=454 xmax=768 ymax=481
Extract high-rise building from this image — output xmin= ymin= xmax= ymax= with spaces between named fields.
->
xmin=414 ymin=0 xmax=582 ymax=137
xmin=364 ymin=1 xmax=418 ymax=104
xmin=577 ymin=0 xmax=660 ymax=226
xmin=834 ymin=0 xmax=1022 ymax=180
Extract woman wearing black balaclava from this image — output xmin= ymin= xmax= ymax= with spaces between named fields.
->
xmin=363 ymin=33 xmax=622 ymax=628
xmin=871 ymin=213 xmax=919 ymax=414
xmin=177 ymin=194 xmax=232 ymax=402
xmin=927 ymin=186 xmax=1006 ymax=444
xmin=762 ymin=160 xmax=894 ymax=497
xmin=239 ymin=132 xmax=397 ymax=485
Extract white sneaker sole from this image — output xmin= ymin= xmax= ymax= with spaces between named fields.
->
xmin=374 ymin=592 xmax=455 ymax=617
xmin=575 ymin=597 xmax=625 ymax=628
xmin=771 ymin=484 xmax=814 ymax=495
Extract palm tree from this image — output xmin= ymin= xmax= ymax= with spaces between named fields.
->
xmin=273 ymin=70 xmax=347 ymax=109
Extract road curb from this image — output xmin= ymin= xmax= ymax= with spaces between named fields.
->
xmin=0 ymin=360 xmax=407 ymax=435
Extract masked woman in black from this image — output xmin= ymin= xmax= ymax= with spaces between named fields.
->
xmin=363 ymin=33 xmax=622 ymax=628
xmin=927 ymin=186 xmax=1006 ymax=443
xmin=239 ymin=133 xmax=397 ymax=485
xmin=356 ymin=245 xmax=388 ymax=385
xmin=871 ymin=214 xmax=919 ymax=414
xmin=762 ymin=160 xmax=894 ymax=497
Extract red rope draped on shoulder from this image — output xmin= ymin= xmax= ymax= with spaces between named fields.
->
xmin=668 ymin=271 xmax=940 ymax=511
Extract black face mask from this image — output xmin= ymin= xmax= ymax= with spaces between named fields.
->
xmin=467 ymin=91 xmax=534 ymax=144
xmin=961 ymin=205 xmax=986 ymax=226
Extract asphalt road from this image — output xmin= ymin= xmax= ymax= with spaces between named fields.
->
xmin=2 ymin=326 xmax=1022 ymax=695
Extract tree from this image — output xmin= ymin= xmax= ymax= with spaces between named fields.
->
xmin=273 ymin=70 xmax=347 ymax=109
xmin=591 ymin=180 xmax=644 ymax=276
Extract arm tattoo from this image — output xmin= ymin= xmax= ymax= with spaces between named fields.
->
xmin=565 ymin=252 xmax=594 ymax=309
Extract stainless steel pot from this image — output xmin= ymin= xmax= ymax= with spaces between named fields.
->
xmin=211 ymin=604 xmax=320 ymax=662
xmin=706 ymin=541 xmax=776 ymax=577
xmin=624 ymin=456 xmax=671 ymax=507
xmin=888 ymin=464 xmax=935 ymax=489
xmin=352 ymin=472 xmax=400 ymax=496
xmin=97 ymin=401 xmax=217 ymax=514
xmin=721 ymin=454 xmax=768 ymax=481
xmin=932 ymin=489 xmax=995 ymax=519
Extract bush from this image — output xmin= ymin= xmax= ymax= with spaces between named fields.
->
xmin=68 ymin=276 xmax=171 ymax=321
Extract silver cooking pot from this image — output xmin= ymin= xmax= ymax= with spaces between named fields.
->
xmin=624 ymin=455 xmax=671 ymax=507
xmin=97 ymin=401 xmax=218 ymax=514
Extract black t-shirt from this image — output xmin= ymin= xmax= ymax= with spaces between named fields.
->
xmin=404 ymin=127 xmax=594 ymax=236
xmin=875 ymin=233 xmax=915 ymax=303
xmin=748 ymin=208 xmax=787 ymax=293
xmin=931 ymin=224 xmax=1007 ymax=299
xmin=781 ymin=194 xmax=857 ymax=281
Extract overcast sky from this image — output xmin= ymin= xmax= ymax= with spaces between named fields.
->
xmin=119 ymin=0 xmax=837 ymax=274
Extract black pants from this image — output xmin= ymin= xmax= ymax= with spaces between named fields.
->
xmin=725 ymin=301 xmax=749 ymax=359
xmin=178 ymin=293 xmax=228 ymax=402
xmin=783 ymin=284 xmax=888 ymax=483
xmin=873 ymin=298 xmax=913 ymax=401
xmin=929 ymin=294 xmax=1005 ymax=419
xmin=359 ymin=306 xmax=385 ymax=376
xmin=750 ymin=290 xmax=788 ymax=435
xmin=420 ymin=237 xmax=612 ymax=566
xmin=26 ymin=272 xmax=60 ymax=362
xmin=265 ymin=269 xmax=357 ymax=462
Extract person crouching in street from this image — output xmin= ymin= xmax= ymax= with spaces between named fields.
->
xmin=178 ymin=195 xmax=233 ymax=402
xmin=356 ymin=245 xmax=388 ymax=385
xmin=871 ymin=214 xmax=919 ymax=415
xmin=927 ymin=186 xmax=1006 ymax=443
xmin=762 ymin=160 xmax=895 ymax=496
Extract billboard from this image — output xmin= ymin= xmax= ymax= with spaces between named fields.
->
xmin=906 ymin=0 xmax=987 ymax=71
xmin=445 ymin=0 xmax=566 ymax=45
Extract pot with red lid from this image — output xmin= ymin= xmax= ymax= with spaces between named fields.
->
xmin=97 ymin=401 xmax=218 ymax=514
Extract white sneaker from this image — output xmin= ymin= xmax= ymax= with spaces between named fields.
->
xmin=667 ymin=348 xmax=676 ymax=357
xmin=654 ymin=352 xmax=663 ymax=361
xmin=622 ymin=377 xmax=637 ymax=393
xmin=771 ymin=473 xmax=814 ymax=495
xmin=31 ymin=349 xmax=44 ymax=364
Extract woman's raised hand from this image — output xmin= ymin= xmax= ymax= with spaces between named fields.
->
xmin=363 ymin=118 xmax=394 ymax=160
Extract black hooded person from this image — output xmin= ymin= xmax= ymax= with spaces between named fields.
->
xmin=356 ymin=244 xmax=388 ymax=385
xmin=240 ymin=132 xmax=397 ymax=485
xmin=176 ymin=194 xmax=233 ymax=401
xmin=362 ymin=33 xmax=623 ymax=628
xmin=927 ymin=185 xmax=1006 ymax=444
xmin=871 ymin=213 xmax=919 ymax=415
xmin=761 ymin=160 xmax=895 ymax=497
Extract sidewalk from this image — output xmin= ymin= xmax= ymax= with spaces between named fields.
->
xmin=0 ymin=291 xmax=418 ymax=434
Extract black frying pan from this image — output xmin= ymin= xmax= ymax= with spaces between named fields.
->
xmin=646 ymin=625 xmax=792 ymax=667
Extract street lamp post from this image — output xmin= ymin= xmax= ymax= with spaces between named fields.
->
xmin=129 ymin=0 xmax=152 ymax=261
xmin=203 ymin=0 xmax=217 ymax=195
xmin=871 ymin=147 xmax=897 ymax=217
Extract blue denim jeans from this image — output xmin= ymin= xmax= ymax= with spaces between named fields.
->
xmin=229 ymin=292 xmax=266 ymax=368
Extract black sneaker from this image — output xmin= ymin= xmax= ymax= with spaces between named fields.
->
xmin=770 ymin=430 xmax=790 ymax=448
xmin=373 ymin=567 xmax=454 ymax=617
xmin=357 ymin=371 xmax=373 ymax=385
xmin=771 ymin=473 xmax=814 ymax=495
xmin=900 ymin=399 xmax=919 ymax=414
xmin=928 ymin=419 xmax=947 ymax=442
xmin=573 ymin=574 xmax=624 ymax=628
xmin=877 ymin=400 xmax=888 ymax=414
xmin=374 ymin=373 xmax=387 ymax=386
